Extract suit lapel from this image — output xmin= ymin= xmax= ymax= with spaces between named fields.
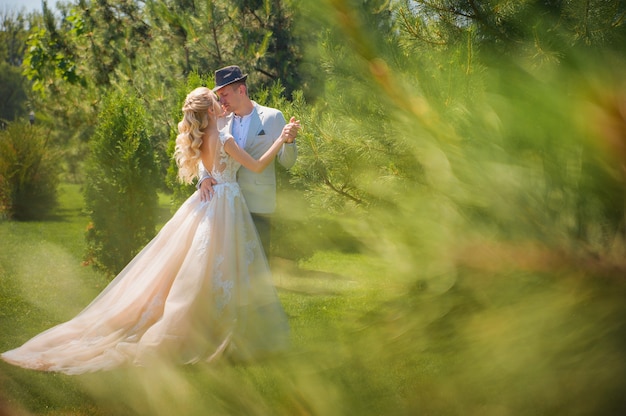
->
xmin=246 ymin=104 xmax=263 ymax=149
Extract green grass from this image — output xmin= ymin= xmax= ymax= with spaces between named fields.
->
xmin=0 ymin=184 xmax=393 ymax=415
xmin=1 ymin=184 xmax=626 ymax=415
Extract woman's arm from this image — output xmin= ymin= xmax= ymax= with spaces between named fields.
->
xmin=224 ymin=118 xmax=300 ymax=173
xmin=223 ymin=133 xmax=287 ymax=173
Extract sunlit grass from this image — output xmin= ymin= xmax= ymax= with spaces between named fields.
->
xmin=0 ymin=183 xmax=401 ymax=415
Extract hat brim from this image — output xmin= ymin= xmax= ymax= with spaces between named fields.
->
xmin=213 ymin=75 xmax=248 ymax=92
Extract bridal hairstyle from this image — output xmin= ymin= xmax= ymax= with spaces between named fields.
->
xmin=174 ymin=87 xmax=218 ymax=184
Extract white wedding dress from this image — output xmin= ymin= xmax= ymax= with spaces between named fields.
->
xmin=1 ymin=132 xmax=289 ymax=375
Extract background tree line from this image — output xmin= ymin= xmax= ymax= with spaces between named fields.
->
xmin=1 ymin=0 xmax=625 ymax=277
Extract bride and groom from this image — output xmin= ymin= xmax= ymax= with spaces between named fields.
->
xmin=1 ymin=66 xmax=300 ymax=374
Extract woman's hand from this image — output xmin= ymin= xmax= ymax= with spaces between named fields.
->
xmin=282 ymin=117 xmax=301 ymax=143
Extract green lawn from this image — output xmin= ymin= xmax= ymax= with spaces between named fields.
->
xmin=1 ymin=184 xmax=625 ymax=415
xmin=0 ymin=184 xmax=395 ymax=415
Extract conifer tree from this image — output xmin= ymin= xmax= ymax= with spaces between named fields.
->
xmin=290 ymin=0 xmax=626 ymax=256
xmin=84 ymin=89 xmax=160 ymax=275
xmin=0 ymin=9 xmax=33 ymax=122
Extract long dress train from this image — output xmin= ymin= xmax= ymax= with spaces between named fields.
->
xmin=1 ymin=132 xmax=289 ymax=375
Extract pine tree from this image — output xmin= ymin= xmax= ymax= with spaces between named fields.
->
xmin=84 ymin=89 xmax=160 ymax=275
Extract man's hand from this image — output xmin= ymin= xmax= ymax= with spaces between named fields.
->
xmin=283 ymin=116 xmax=301 ymax=144
xmin=199 ymin=177 xmax=218 ymax=202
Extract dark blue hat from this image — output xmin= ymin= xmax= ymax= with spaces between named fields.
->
xmin=213 ymin=65 xmax=248 ymax=91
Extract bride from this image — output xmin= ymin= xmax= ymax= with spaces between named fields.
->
xmin=1 ymin=87 xmax=300 ymax=375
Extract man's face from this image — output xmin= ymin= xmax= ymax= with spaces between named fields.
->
xmin=216 ymin=84 xmax=242 ymax=114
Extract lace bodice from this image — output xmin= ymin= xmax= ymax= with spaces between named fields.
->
xmin=209 ymin=132 xmax=240 ymax=184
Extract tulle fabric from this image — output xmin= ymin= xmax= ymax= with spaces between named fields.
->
xmin=1 ymin=132 xmax=289 ymax=375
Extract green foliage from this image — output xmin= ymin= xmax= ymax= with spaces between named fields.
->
xmin=0 ymin=9 xmax=34 ymax=123
xmin=83 ymin=89 xmax=160 ymax=276
xmin=70 ymin=0 xmax=148 ymax=87
xmin=22 ymin=13 xmax=84 ymax=95
xmin=1 ymin=9 xmax=27 ymax=65
xmin=0 ymin=121 xmax=61 ymax=220
xmin=14 ymin=0 xmax=305 ymax=192
xmin=396 ymin=0 xmax=626 ymax=59
xmin=15 ymin=5 xmax=97 ymax=185
xmin=0 ymin=62 xmax=29 ymax=122
xmin=287 ymin=0 xmax=626 ymax=259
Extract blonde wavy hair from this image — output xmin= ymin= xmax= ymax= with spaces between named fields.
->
xmin=174 ymin=87 xmax=218 ymax=184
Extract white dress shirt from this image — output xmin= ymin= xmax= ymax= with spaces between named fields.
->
xmin=232 ymin=110 xmax=254 ymax=148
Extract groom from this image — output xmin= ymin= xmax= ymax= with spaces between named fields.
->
xmin=197 ymin=65 xmax=299 ymax=258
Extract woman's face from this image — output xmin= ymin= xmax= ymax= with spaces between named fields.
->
xmin=205 ymin=92 xmax=223 ymax=119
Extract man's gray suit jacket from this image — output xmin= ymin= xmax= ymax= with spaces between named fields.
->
xmin=199 ymin=101 xmax=297 ymax=214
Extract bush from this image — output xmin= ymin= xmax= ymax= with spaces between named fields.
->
xmin=84 ymin=90 xmax=160 ymax=275
xmin=0 ymin=121 xmax=61 ymax=220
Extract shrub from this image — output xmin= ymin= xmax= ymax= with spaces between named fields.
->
xmin=84 ymin=90 xmax=160 ymax=275
xmin=0 ymin=121 xmax=61 ymax=220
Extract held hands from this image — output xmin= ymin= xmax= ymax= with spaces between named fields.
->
xmin=282 ymin=117 xmax=301 ymax=144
